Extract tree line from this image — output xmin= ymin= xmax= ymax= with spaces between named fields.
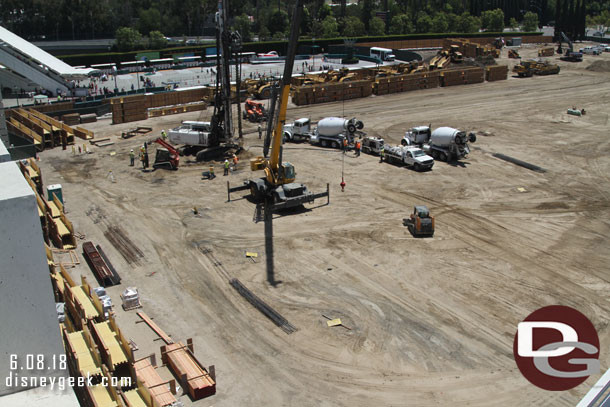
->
xmin=0 ymin=0 xmax=606 ymax=50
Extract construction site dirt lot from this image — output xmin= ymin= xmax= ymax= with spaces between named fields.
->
xmin=40 ymin=45 xmax=610 ymax=406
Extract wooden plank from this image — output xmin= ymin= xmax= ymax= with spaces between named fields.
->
xmin=136 ymin=312 xmax=174 ymax=344
xmin=162 ymin=341 xmax=215 ymax=400
xmin=133 ymin=357 xmax=177 ymax=406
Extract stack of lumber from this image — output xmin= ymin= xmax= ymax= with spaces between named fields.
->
xmin=292 ymin=80 xmax=372 ymax=106
xmin=111 ymin=95 xmax=147 ymax=124
xmin=6 ymin=108 xmax=93 ymax=150
xmin=440 ymin=67 xmax=485 ymax=86
xmin=80 ymin=113 xmax=97 ymax=124
xmin=486 ymin=65 xmax=509 ymax=81
xmin=373 ymin=71 xmax=440 ymax=95
xmin=61 ymin=113 xmax=80 ymax=126
xmin=161 ymin=339 xmax=216 ymax=400
xmin=148 ymin=101 xmax=208 ymax=118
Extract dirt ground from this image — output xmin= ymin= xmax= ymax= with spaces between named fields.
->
xmin=40 ymin=44 xmax=610 ymax=406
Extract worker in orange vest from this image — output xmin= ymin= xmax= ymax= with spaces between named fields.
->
xmin=232 ymin=154 xmax=239 ymax=170
xmin=355 ymin=140 xmax=361 ymax=156
xmin=342 ymin=137 xmax=348 ymax=151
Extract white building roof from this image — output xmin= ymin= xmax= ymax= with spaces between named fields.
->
xmin=0 ymin=25 xmax=95 ymax=79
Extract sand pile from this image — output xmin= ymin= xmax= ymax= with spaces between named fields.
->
xmin=586 ymin=60 xmax=610 ymax=72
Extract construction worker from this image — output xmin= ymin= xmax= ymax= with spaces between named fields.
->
xmin=379 ymin=145 xmax=385 ymax=163
xmin=223 ymin=159 xmax=230 ymax=176
xmin=232 ymin=154 xmax=239 ymax=170
xmin=342 ymin=137 xmax=348 ymax=151
xmin=209 ymin=165 xmax=215 ymax=179
xmin=129 ymin=149 xmax=135 ymax=166
xmin=258 ymin=124 xmax=262 ymax=139
xmin=161 ymin=130 xmax=167 ymax=141
xmin=355 ymin=140 xmax=361 ymax=156
xmin=140 ymin=146 xmax=146 ymax=168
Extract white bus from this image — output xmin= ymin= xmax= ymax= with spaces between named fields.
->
xmin=370 ymin=47 xmax=395 ymax=62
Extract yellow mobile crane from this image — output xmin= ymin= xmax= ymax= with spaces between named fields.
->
xmin=228 ymin=0 xmax=329 ymax=210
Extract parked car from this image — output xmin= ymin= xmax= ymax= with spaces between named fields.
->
xmin=604 ymin=46 xmax=610 ymax=53
xmin=580 ymin=46 xmax=602 ymax=55
xmin=186 ymin=39 xmax=197 ymax=45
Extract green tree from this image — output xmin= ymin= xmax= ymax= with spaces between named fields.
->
xmin=148 ymin=30 xmax=167 ymax=49
xmin=311 ymin=20 xmax=324 ymax=38
xmin=368 ymin=16 xmax=386 ymax=35
xmin=522 ymin=11 xmax=539 ymax=31
xmin=233 ymin=14 xmax=252 ymax=42
xmin=258 ymin=26 xmax=270 ymax=41
xmin=389 ymin=14 xmax=413 ymax=34
xmin=268 ymin=10 xmax=288 ymax=35
xmin=489 ymin=9 xmax=505 ymax=32
xmin=319 ymin=4 xmax=332 ymax=20
xmin=321 ymin=16 xmax=339 ymax=37
xmin=115 ymin=26 xmax=142 ymax=51
xmin=343 ymin=15 xmax=366 ymax=36
xmin=457 ymin=12 xmax=481 ymax=33
xmin=138 ymin=8 xmax=162 ymax=35
xmin=432 ymin=12 xmax=449 ymax=33
xmin=416 ymin=12 xmax=433 ymax=33
xmin=508 ymin=17 xmax=518 ymax=31
xmin=362 ymin=0 xmax=374 ymax=31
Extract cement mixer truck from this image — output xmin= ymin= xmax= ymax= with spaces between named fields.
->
xmin=402 ymin=126 xmax=475 ymax=161
xmin=309 ymin=117 xmax=364 ymax=148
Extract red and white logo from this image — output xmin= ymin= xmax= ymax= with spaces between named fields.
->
xmin=513 ymin=305 xmax=600 ymax=391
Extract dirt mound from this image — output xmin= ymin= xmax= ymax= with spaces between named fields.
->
xmin=586 ymin=60 xmax=610 ymax=72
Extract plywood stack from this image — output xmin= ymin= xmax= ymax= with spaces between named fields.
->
xmin=80 ymin=113 xmax=97 ymax=124
xmin=148 ymin=101 xmax=208 ymax=118
xmin=292 ymin=80 xmax=372 ymax=105
xmin=161 ymin=339 xmax=216 ymax=400
xmin=374 ymin=71 xmax=441 ymax=95
xmin=111 ymin=95 xmax=147 ymax=124
xmin=61 ymin=113 xmax=80 ymax=126
xmin=441 ymin=67 xmax=485 ymax=86
xmin=486 ymin=65 xmax=509 ymax=81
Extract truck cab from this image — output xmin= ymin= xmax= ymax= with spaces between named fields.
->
xmin=402 ymin=126 xmax=431 ymax=146
xmin=403 ymin=147 xmax=434 ymax=171
xmin=283 ymin=118 xmax=311 ymax=141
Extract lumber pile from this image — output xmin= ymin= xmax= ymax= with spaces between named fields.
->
xmin=111 ymin=95 xmax=147 ymax=124
xmin=373 ymin=71 xmax=440 ymax=95
xmin=80 ymin=113 xmax=97 ymax=124
xmin=440 ymin=67 xmax=485 ymax=87
xmin=161 ymin=339 xmax=216 ymax=400
xmin=292 ymin=80 xmax=372 ymax=106
xmin=486 ymin=65 xmax=509 ymax=81
xmin=148 ymin=101 xmax=208 ymax=118
xmin=62 ymin=113 xmax=80 ymax=126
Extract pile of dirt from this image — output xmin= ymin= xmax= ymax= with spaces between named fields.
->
xmin=586 ymin=60 xmax=610 ymax=72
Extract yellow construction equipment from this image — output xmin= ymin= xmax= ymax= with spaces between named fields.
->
xmin=228 ymin=0 xmax=329 ymax=209
xmin=513 ymin=60 xmax=560 ymax=77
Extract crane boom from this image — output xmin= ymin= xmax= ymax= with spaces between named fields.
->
xmin=268 ymin=0 xmax=303 ymax=173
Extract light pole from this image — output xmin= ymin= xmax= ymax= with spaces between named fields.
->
xmin=14 ymin=86 xmax=19 ymax=107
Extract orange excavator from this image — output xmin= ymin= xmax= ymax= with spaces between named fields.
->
xmin=243 ymin=99 xmax=267 ymax=122
xmin=152 ymin=138 xmax=179 ymax=170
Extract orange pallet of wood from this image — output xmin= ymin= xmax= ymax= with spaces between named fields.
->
xmin=133 ymin=355 xmax=177 ymax=406
xmin=161 ymin=339 xmax=216 ymax=400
